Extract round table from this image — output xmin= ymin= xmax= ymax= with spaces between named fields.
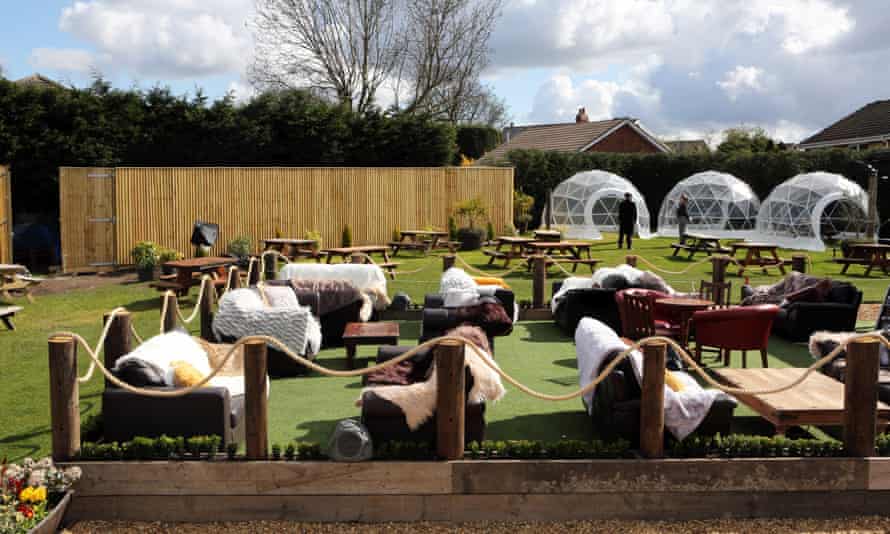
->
xmin=654 ymin=297 xmax=714 ymax=352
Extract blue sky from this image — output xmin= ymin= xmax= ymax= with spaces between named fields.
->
xmin=2 ymin=1 xmax=889 ymax=143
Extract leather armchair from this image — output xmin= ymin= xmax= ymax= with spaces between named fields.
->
xmin=420 ymin=292 xmax=513 ymax=353
xmin=692 ymin=305 xmax=780 ymax=367
xmin=552 ymin=281 xmax=622 ymax=335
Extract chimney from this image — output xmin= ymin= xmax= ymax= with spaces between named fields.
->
xmin=575 ymin=107 xmax=589 ymax=123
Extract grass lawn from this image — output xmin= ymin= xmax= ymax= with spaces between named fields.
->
xmin=1 ymin=234 xmax=887 ymax=461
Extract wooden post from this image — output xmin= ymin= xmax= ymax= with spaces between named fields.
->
xmin=244 ymin=340 xmax=269 ymax=460
xmin=200 ymin=279 xmax=216 ymax=341
xmin=435 ymin=339 xmax=465 ymax=460
xmin=103 ymin=311 xmax=132 ymax=388
xmin=532 ymin=255 xmax=546 ymax=309
xmin=625 ymin=254 xmax=637 ymax=267
xmin=640 ymin=341 xmax=667 ymax=458
xmin=350 ymin=253 xmax=365 ymax=264
xmin=162 ymin=292 xmax=178 ymax=333
xmin=226 ymin=267 xmax=240 ymax=291
xmin=711 ymin=255 xmax=731 ymax=306
xmin=49 ymin=335 xmax=79 ymax=461
xmin=248 ymin=259 xmax=261 ymax=286
xmin=844 ymin=338 xmax=880 ymax=457
xmin=263 ymin=252 xmax=277 ymax=281
xmin=791 ymin=254 xmax=807 ymax=273
xmin=443 ymin=254 xmax=456 ymax=272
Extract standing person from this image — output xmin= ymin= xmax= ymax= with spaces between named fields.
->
xmin=617 ymin=192 xmax=637 ymax=249
xmin=677 ymin=195 xmax=690 ymax=244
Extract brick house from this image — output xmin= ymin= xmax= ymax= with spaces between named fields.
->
xmin=799 ymin=99 xmax=890 ymax=151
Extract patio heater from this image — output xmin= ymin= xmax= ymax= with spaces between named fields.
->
xmin=190 ymin=220 xmax=219 ymax=256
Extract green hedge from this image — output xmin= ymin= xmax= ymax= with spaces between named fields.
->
xmin=456 ymin=125 xmax=501 ymax=161
xmin=506 ymin=148 xmax=890 ymax=232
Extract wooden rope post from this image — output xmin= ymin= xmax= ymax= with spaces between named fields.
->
xmin=533 ymin=255 xmax=546 ymax=309
xmin=640 ymin=341 xmax=667 ymax=458
xmin=103 ymin=311 xmax=132 ymax=389
xmin=263 ymin=254 xmax=277 ymax=281
xmin=350 ymin=253 xmax=365 ymax=264
xmin=711 ymin=255 xmax=731 ymax=305
xmin=844 ymin=338 xmax=880 ymax=457
xmin=791 ymin=254 xmax=807 ymax=273
xmin=200 ymin=281 xmax=216 ymax=341
xmin=625 ymin=255 xmax=637 ymax=267
xmin=435 ymin=339 xmax=465 ymax=460
xmin=226 ymin=267 xmax=241 ymax=291
xmin=248 ymin=260 xmax=261 ymax=286
xmin=49 ymin=335 xmax=80 ymax=461
xmin=244 ymin=340 xmax=269 ymax=460
xmin=162 ymin=292 xmax=178 ymax=333
xmin=443 ymin=254 xmax=456 ymax=272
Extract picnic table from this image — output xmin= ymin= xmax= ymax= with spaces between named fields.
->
xmin=0 ymin=264 xmax=41 ymax=303
xmin=533 ymin=229 xmax=562 ymax=242
xmin=670 ymin=233 xmax=730 ymax=259
xmin=323 ymin=245 xmax=400 ymax=279
xmin=729 ymin=242 xmax=786 ymax=276
xmin=714 ymin=367 xmax=890 ymax=435
xmin=389 ymin=230 xmax=451 ymax=256
xmin=482 ymin=236 xmax=535 ymax=267
xmin=835 ymin=243 xmax=890 ymax=276
xmin=262 ymin=238 xmax=322 ymax=261
xmin=152 ymin=257 xmax=236 ymax=296
xmin=523 ymin=241 xmax=598 ymax=272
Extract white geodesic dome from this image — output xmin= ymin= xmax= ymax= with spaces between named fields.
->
xmin=657 ymin=171 xmax=760 ymax=238
xmin=755 ymin=172 xmax=872 ymax=251
xmin=550 ymin=170 xmax=651 ymax=240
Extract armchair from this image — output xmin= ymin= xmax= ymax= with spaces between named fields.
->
xmin=692 ymin=305 xmax=780 ymax=367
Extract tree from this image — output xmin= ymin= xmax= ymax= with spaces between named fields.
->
xmin=717 ymin=126 xmax=783 ymax=154
xmin=251 ymin=0 xmax=401 ymax=113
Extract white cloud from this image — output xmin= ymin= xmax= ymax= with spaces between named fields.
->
xmin=717 ymin=66 xmax=766 ymax=101
xmin=29 ymin=47 xmax=102 ymax=74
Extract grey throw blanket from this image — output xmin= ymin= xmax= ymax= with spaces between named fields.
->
xmin=287 ymin=279 xmax=367 ymax=318
xmin=742 ymin=271 xmax=824 ymax=306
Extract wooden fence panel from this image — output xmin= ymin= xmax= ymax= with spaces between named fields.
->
xmin=59 ymin=167 xmax=116 ymax=273
xmin=0 ymin=166 xmax=11 ymax=263
xmin=100 ymin=167 xmax=512 ymax=267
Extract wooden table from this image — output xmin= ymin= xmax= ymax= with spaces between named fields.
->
xmin=343 ymin=322 xmax=400 ymax=369
xmin=533 ymin=229 xmax=561 ymax=242
xmin=390 ymin=230 xmax=449 ymax=256
xmin=483 ymin=236 xmax=534 ymax=267
xmin=654 ymin=297 xmax=713 ymax=351
xmin=262 ymin=238 xmax=320 ymax=261
xmin=714 ymin=367 xmax=890 ymax=435
xmin=670 ymin=233 xmax=730 ymax=259
xmin=323 ymin=245 xmax=399 ymax=278
xmin=836 ymin=243 xmax=890 ymax=276
xmin=0 ymin=264 xmax=40 ymax=303
xmin=729 ymin=242 xmax=786 ymax=276
xmin=523 ymin=241 xmax=596 ymax=272
xmin=155 ymin=257 xmax=236 ymax=296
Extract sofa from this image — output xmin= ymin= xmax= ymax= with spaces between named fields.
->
xmin=360 ymin=345 xmax=486 ymax=446
xmin=420 ymin=291 xmax=514 ymax=352
xmin=810 ymin=331 xmax=890 ymax=404
xmin=552 ymin=281 xmax=622 ymax=335
xmin=265 ymin=279 xmax=367 ymax=347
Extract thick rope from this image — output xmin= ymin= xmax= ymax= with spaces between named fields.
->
xmin=75 ymin=307 xmax=129 ymax=383
xmin=633 ymin=254 xmax=720 ymax=275
xmin=454 ymin=253 xmax=527 ymax=277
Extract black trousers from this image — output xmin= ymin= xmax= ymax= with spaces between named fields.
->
xmin=618 ymin=225 xmax=634 ymax=249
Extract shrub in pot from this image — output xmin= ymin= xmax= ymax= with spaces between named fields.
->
xmin=131 ymin=241 xmax=159 ymax=281
xmin=304 ymin=230 xmax=322 ymax=254
xmin=158 ymin=248 xmax=183 ymax=275
xmin=453 ymin=197 xmax=488 ymax=251
xmin=226 ymin=235 xmax=253 ymax=267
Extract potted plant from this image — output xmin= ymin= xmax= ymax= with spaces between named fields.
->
xmin=453 ymin=197 xmax=488 ymax=250
xmin=226 ymin=235 xmax=253 ymax=267
xmin=304 ymin=230 xmax=322 ymax=255
xmin=158 ymin=248 xmax=183 ymax=275
xmin=131 ymin=241 xmax=159 ymax=281
xmin=1 ymin=457 xmax=81 ymax=534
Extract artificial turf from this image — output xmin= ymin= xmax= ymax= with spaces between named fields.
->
xmin=0 ymin=234 xmax=886 ymax=460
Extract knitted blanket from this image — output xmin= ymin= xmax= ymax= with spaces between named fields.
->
xmin=278 ymin=263 xmax=390 ymax=310
xmin=575 ymin=317 xmax=729 ymax=440
xmin=288 ymin=279 xmax=372 ymax=321
xmin=213 ymin=287 xmax=322 ymax=358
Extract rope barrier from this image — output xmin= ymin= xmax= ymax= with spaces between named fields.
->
xmin=454 ymin=253 xmax=528 ymax=278
xmin=74 ymin=307 xmax=129 ymax=383
xmin=633 ymin=254 xmax=721 ymax=275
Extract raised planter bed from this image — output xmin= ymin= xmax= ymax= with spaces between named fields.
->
xmin=63 ymin=458 xmax=890 ymax=522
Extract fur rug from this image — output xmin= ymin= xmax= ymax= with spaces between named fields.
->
xmin=808 ymin=330 xmax=889 ymax=367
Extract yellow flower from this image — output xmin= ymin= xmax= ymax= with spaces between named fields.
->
xmin=18 ymin=486 xmax=46 ymax=503
xmin=32 ymin=486 xmax=46 ymax=502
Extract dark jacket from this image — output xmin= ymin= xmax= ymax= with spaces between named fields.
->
xmin=677 ymin=202 xmax=689 ymax=218
xmin=618 ymin=199 xmax=637 ymax=228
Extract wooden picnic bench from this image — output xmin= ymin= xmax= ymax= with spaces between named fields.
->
xmin=0 ymin=264 xmax=41 ymax=303
xmin=729 ymin=242 xmax=786 ymax=276
xmin=482 ymin=236 xmax=534 ymax=268
xmin=323 ymin=246 xmax=400 ymax=279
xmin=670 ymin=233 xmax=731 ymax=259
xmin=389 ymin=230 xmax=448 ymax=256
xmin=523 ymin=241 xmax=593 ymax=272
xmin=150 ymin=257 xmax=236 ymax=296
xmin=834 ymin=243 xmax=890 ymax=276
xmin=262 ymin=238 xmax=323 ymax=262
xmin=0 ymin=305 xmax=23 ymax=330
xmin=527 ymin=256 xmax=600 ymax=273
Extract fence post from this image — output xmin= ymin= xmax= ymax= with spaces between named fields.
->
xmin=248 ymin=259 xmax=261 ymax=286
xmin=162 ymin=292 xmax=178 ymax=333
xmin=443 ymin=254 xmax=456 ymax=272
xmin=49 ymin=335 xmax=79 ymax=461
xmin=640 ymin=341 xmax=667 ymax=458
xmin=844 ymin=338 xmax=880 ymax=457
xmin=226 ymin=267 xmax=241 ymax=291
xmin=244 ymin=339 xmax=269 ymax=460
xmin=103 ymin=311 xmax=132 ymax=389
xmin=263 ymin=252 xmax=277 ymax=281
xmin=200 ymin=280 xmax=216 ymax=341
xmin=436 ymin=339 xmax=465 ymax=460
xmin=711 ymin=256 xmax=730 ymax=305
xmin=532 ymin=255 xmax=547 ymax=309
xmin=791 ymin=254 xmax=807 ymax=273
xmin=625 ymin=255 xmax=637 ymax=267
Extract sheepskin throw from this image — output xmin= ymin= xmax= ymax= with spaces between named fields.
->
xmin=551 ymin=276 xmax=594 ymax=313
xmin=113 ymin=331 xmax=210 ymax=387
xmin=357 ymin=343 xmax=505 ymax=430
xmin=574 ymin=317 xmax=730 ymax=440
xmin=213 ymin=287 xmax=322 ymax=358
xmin=278 ymin=263 xmax=390 ymax=310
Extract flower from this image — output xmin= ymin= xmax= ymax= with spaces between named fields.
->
xmin=15 ymin=503 xmax=33 ymax=519
xmin=18 ymin=486 xmax=46 ymax=504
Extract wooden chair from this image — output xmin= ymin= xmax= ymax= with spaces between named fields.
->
xmin=699 ymin=280 xmax=732 ymax=307
xmin=615 ymin=289 xmax=678 ymax=340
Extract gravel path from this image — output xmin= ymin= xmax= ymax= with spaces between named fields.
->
xmin=69 ymin=518 xmax=890 ymax=533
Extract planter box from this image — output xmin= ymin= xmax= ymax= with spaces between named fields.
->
xmin=61 ymin=458 xmax=890 ymax=522
xmin=30 ymin=491 xmax=72 ymax=534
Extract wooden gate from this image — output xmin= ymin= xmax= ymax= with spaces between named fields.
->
xmin=59 ymin=168 xmax=116 ymax=273
xmin=0 ymin=166 xmax=11 ymax=264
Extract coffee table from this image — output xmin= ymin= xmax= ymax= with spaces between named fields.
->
xmin=343 ymin=322 xmax=400 ymax=369
xmin=654 ymin=297 xmax=713 ymax=351
xmin=714 ymin=367 xmax=890 ymax=435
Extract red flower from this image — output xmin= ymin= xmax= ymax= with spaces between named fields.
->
xmin=16 ymin=503 xmax=34 ymax=518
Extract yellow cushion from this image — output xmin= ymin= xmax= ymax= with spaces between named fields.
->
xmin=171 ymin=360 xmax=206 ymax=388
xmin=664 ymin=370 xmax=685 ymax=393
xmin=473 ymin=276 xmax=511 ymax=290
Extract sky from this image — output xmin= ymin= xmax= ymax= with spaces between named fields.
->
xmin=1 ymin=0 xmax=888 ymax=144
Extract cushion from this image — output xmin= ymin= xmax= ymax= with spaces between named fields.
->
xmin=664 ymin=370 xmax=685 ymax=392
xmin=112 ymin=359 xmax=166 ymax=387
xmin=171 ymin=361 xmax=206 ymax=387
xmin=599 ymin=273 xmax=631 ymax=290
xmin=473 ymin=276 xmax=510 ymax=290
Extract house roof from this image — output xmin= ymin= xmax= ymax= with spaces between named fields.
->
xmin=13 ymin=74 xmax=65 ymax=90
xmin=664 ymin=140 xmax=709 ymax=154
xmin=479 ymin=118 xmax=669 ymax=163
xmin=800 ymin=99 xmax=890 ymax=147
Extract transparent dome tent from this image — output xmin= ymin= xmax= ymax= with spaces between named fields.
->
xmin=754 ymin=172 xmax=872 ymax=251
xmin=657 ymin=171 xmax=760 ymax=238
xmin=549 ymin=170 xmax=651 ymax=240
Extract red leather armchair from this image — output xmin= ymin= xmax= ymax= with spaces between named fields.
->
xmin=692 ymin=305 xmax=780 ymax=367
xmin=615 ymin=288 xmax=682 ymax=339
